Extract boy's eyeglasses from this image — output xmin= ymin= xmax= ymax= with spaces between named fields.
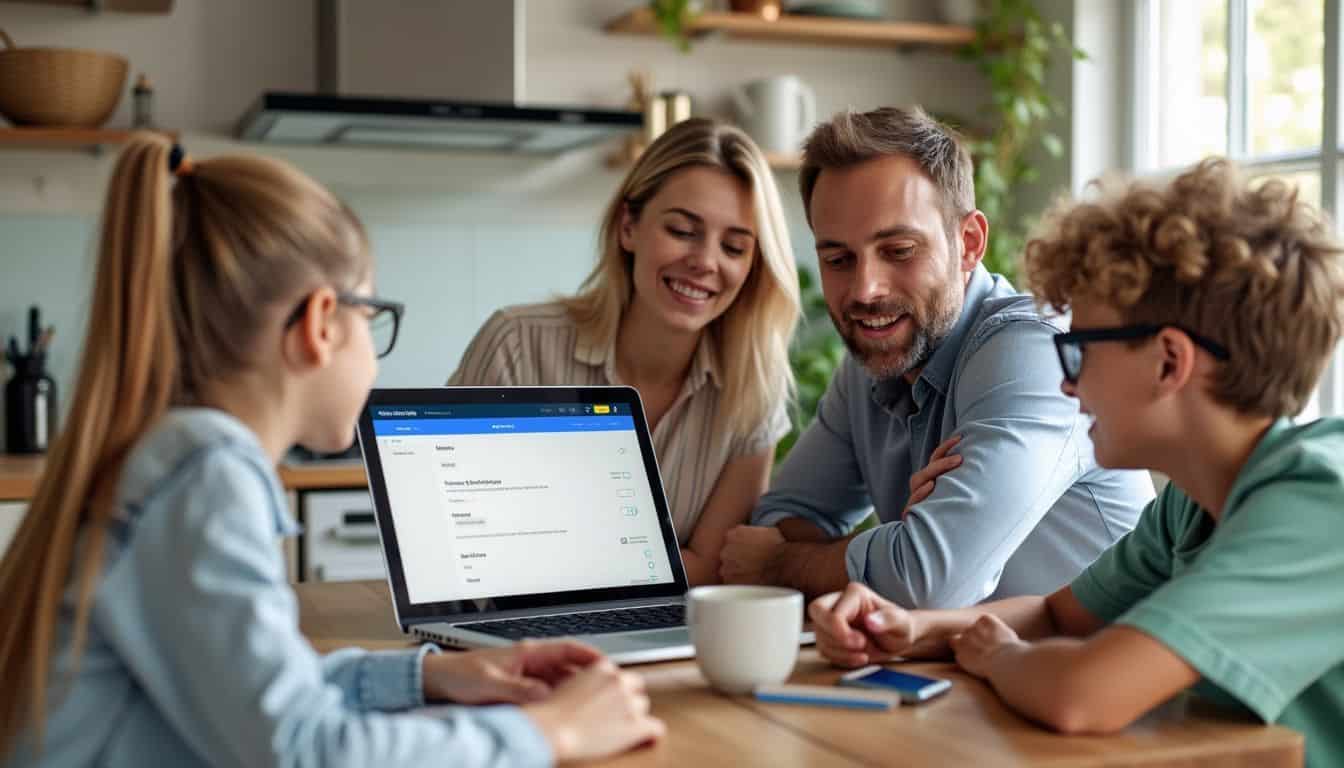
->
xmin=285 ymin=292 xmax=405 ymax=359
xmin=1054 ymin=324 xmax=1229 ymax=384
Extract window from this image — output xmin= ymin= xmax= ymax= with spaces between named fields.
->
xmin=1130 ymin=0 xmax=1342 ymax=420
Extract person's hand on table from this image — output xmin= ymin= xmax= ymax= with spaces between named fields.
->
xmin=422 ymin=639 xmax=601 ymax=704
xmin=949 ymin=614 xmax=1023 ymax=679
xmin=524 ymin=660 xmax=666 ymax=762
xmin=808 ymin=582 xmax=924 ymax=668
xmin=425 ymin=640 xmax=664 ymax=761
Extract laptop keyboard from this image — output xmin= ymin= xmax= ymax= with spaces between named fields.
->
xmin=457 ymin=604 xmax=686 ymax=640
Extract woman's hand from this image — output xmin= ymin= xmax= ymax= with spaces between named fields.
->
xmin=903 ymin=434 xmax=962 ymax=519
xmin=950 ymin=614 xmax=1023 ymax=679
xmin=422 ymin=640 xmax=603 ymax=704
xmin=524 ymin=661 xmax=666 ymax=762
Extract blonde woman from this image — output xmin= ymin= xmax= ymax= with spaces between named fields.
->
xmin=450 ymin=118 xmax=801 ymax=585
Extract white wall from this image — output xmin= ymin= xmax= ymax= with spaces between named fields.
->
xmin=0 ymin=502 xmax=23 ymax=557
xmin=1069 ymin=0 xmax=1130 ymax=190
xmin=0 ymin=0 xmax=991 ymax=439
xmin=998 ymin=0 xmax=1131 ymax=248
xmin=0 ymin=0 xmax=985 ymax=212
xmin=0 ymin=0 xmax=314 ymax=133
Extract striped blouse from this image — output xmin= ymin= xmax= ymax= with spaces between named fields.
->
xmin=447 ymin=302 xmax=791 ymax=544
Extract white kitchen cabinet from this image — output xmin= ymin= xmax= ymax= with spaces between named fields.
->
xmin=0 ymin=502 xmax=25 ymax=557
xmin=301 ymin=489 xmax=385 ymax=582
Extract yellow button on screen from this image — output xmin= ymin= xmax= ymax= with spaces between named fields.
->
xmin=593 ymin=404 xmax=611 ymax=414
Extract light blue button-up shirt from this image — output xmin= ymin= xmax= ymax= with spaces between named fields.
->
xmin=754 ymin=266 xmax=1154 ymax=607
xmin=7 ymin=408 xmax=551 ymax=768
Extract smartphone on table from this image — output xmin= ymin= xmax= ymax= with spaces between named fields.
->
xmin=838 ymin=665 xmax=952 ymax=703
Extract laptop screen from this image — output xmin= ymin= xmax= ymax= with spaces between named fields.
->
xmin=368 ymin=396 xmax=678 ymax=607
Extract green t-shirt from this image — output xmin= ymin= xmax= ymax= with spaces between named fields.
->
xmin=1071 ymin=418 xmax=1344 ymax=768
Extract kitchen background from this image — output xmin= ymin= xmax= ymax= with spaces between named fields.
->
xmin=0 ymin=0 xmax=1128 ymax=570
xmin=0 ymin=0 xmax=1124 ymax=414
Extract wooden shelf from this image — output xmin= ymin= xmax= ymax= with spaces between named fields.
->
xmin=604 ymin=7 xmax=974 ymax=49
xmin=0 ymin=455 xmax=43 ymax=501
xmin=277 ymin=461 xmax=369 ymax=491
xmin=0 ymin=127 xmax=179 ymax=153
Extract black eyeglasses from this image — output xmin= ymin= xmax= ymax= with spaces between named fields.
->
xmin=1054 ymin=323 xmax=1230 ymax=384
xmin=285 ymin=291 xmax=406 ymax=359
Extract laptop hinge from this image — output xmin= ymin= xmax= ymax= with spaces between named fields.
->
xmin=434 ymin=595 xmax=685 ymax=625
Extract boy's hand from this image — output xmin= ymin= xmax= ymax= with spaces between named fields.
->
xmin=808 ymin=582 xmax=920 ymax=668
xmin=950 ymin=615 xmax=1022 ymax=679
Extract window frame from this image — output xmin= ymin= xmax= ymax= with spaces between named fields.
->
xmin=1128 ymin=0 xmax=1344 ymax=417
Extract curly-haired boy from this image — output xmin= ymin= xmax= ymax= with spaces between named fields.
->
xmin=807 ymin=158 xmax=1344 ymax=766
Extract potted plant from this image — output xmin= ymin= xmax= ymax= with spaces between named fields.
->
xmin=957 ymin=0 xmax=1084 ymax=284
xmin=777 ymin=268 xmax=845 ymax=461
xmin=651 ymin=0 xmax=700 ymax=52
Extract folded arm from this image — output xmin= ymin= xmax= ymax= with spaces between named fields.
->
xmin=850 ymin=321 xmax=1088 ymax=607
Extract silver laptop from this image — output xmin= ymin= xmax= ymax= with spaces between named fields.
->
xmin=357 ymin=385 xmax=701 ymax=664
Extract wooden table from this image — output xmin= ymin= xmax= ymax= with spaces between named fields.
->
xmin=297 ymin=581 xmax=1303 ymax=767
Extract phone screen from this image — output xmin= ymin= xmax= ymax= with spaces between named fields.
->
xmin=841 ymin=667 xmax=952 ymax=701
xmin=854 ymin=668 xmax=941 ymax=692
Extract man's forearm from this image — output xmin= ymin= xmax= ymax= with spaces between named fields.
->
xmin=765 ymin=537 xmax=853 ymax=599
xmin=777 ymin=517 xmax=830 ymax=543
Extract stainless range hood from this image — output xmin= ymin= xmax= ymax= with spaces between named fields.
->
xmin=236 ymin=92 xmax=642 ymax=153
xmin=235 ymin=1 xmax=641 ymax=153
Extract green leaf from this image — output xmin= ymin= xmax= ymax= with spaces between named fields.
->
xmin=955 ymin=0 xmax=1084 ymax=288
xmin=650 ymin=0 xmax=696 ymax=53
xmin=979 ymin=158 xmax=1006 ymax=192
xmin=1024 ymin=58 xmax=1045 ymax=84
xmin=1012 ymin=98 xmax=1032 ymax=126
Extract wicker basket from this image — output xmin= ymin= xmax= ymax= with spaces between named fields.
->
xmin=0 ymin=29 xmax=129 ymax=128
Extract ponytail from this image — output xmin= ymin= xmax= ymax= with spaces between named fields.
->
xmin=0 ymin=133 xmax=368 ymax=756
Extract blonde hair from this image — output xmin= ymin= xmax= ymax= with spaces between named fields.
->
xmin=0 ymin=134 xmax=369 ymax=754
xmin=799 ymin=105 xmax=974 ymax=237
xmin=1024 ymin=157 xmax=1344 ymax=418
xmin=564 ymin=118 xmax=800 ymax=438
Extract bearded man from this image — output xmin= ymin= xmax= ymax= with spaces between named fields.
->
xmin=718 ymin=106 xmax=1153 ymax=607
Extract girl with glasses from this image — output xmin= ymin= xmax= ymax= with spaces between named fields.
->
xmin=0 ymin=137 xmax=662 ymax=767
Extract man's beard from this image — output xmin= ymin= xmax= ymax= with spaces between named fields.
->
xmin=831 ymin=276 xmax=963 ymax=381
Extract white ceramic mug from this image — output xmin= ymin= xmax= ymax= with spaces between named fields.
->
xmin=687 ymin=585 xmax=803 ymax=694
xmin=731 ymin=75 xmax=818 ymax=154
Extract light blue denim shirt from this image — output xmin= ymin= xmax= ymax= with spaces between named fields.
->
xmin=754 ymin=266 xmax=1154 ymax=607
xmin=7 ymin=408 xmax=552 ymax=768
